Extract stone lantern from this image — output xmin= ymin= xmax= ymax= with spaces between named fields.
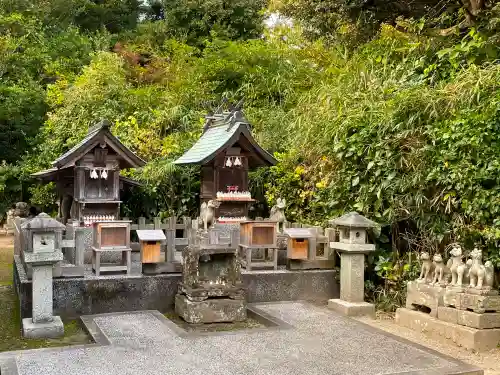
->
xmin=328 ymin=212 xmax=377 ymax=318
xmin=21 ymin=213 xmax=65 ymax=338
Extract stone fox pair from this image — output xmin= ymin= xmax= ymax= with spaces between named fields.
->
xmin=418 ymin=252 xmax=449 ymax=285
xmin=448 ymin=246 xmax=494 ymax=289
xmin=418 ymin=246 xmax=495 ymax=290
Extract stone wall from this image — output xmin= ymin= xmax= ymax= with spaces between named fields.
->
xmin=14 ymin=255 xmax=339 ymax=320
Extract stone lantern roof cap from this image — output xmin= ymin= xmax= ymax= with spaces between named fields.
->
xmin=329 ymin=212 xmax=377 ymax=228
xmin=21 ymin=213 xmax=66 ymax=231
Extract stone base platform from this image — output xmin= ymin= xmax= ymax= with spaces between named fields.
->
xmin=14 ymin=255 xmax=339 ymax=321
xmin=445 ymin=291 xmax=500 ymax=313
xmin=328 ymin=299 xmax=375 ymax=318
xmin=175 ymin=294 xmax=246 ymax=323
xmin=396 ymin=307 xmax=500 ymax=352
xmin=22 ymin=316 xmax=64 ymax=339
xmin=438 ymin=306 xmax=500 ymax=329
xmin=406 ymin=281 xmax=446 ymax=317
xmin=287 ymin=259 xmax=336 ymax=270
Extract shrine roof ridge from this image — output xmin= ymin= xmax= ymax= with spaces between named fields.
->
xmin=51 ymin=119 xmax=146 ymax=169
xmin=173 ymin=109 xmax=276 ymax=166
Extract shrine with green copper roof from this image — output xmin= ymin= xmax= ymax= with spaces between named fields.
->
xmin=174 ymin=107 xmax=276 ymax=222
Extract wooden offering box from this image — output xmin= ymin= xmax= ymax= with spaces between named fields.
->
xmin=92 ymin=221 xmax=132 ymax=276
xmin=239 ymin=221 xmax=277 ymax=249
xmin=239 ymin=221 xmax=278 ymax=271
xmin=93 ymin=221 xmax=130 ymax=249
xmin=284 ymin=227 xmax=336 ymax=270
xmin=284 ymin=228 xmax=314 ymax=260
xmin=137 ymin=230 xmax=166 ymax=264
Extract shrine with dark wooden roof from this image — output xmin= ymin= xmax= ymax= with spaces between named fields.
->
xmin=32 ymin=120 xmax=146 ymax=225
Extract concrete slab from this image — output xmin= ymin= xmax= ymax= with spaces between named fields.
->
xmin=396 ymin=307 xmax=500 ymax=352
xmin=0 ymin=302 xmax=483 ymax=375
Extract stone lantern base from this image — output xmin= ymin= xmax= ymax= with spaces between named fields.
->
xmin=22 ymin=316 xmax=64 ymax=339
xmin=328 ymin=299 xmax=375 ymax=318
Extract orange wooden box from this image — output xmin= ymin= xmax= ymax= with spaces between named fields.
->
xmin=136 ymin=230 xmax=166 ymax=264
xmin=284 ymin=228 xmax=315 ymax=260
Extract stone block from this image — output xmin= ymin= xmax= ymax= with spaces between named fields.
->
xmin=443 ymin=287 xmax=462 ymax=308
xmin=406 ymin=280 xmax=446 ymax=317
xmin=22 ymin=316 xmax=64 ymax=339
xmin=328 ymin=299 xmax=375 ymax=318
xmin=32 ymin=265 xmax=54 ymax=323
xmin=457 ymin=293 xmax=500 ymax=313
xmin=339 ymin=253 xmax=365 ymax=303
xmin=396 ymin=307 xmax=500 ymax=352
xmin=438 ymin=306 xmax=500 ymax=329
xmin=175 ymin=294 xmax=247 ymax=324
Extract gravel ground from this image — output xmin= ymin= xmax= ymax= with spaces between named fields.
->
xmin=356 ymin=313 xmax=500 ymax=375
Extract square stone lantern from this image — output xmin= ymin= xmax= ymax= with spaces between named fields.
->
xmin=21 ymin=213 xmax=65 ymax=338
xmin=328 ymin=212 xmax=377 ymax=318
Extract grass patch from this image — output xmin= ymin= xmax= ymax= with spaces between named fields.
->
xmin=0 ymin=245 xmax=13 ymax=285
xmin=0 ymin=240 xmax=92 ymax=352
xmin=0 ymin=285 xmax=92 ymax=352
xmin=163 ymin=311 xmax=265 ymax=333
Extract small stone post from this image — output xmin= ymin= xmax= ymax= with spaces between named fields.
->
xmin=21 ymin=213 xmax=65 ymax=338
xmin=328 ymin=212 xmax=377 ymax=318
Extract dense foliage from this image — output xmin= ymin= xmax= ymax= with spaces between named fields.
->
xmin=2 ymin=0 xmax=500 ymax=310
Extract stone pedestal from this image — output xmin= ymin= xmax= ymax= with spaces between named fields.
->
xmin=328 ymin=252 xmax=375 ymax=317
xmin=396 ymin=307 xmax=500 ymax=352
xmin=22 ymin=256 xmax=65 ymax=339
xmin=32 ymin=265 xmax=56 ymax=322
xmin=438 ymin=306 xmax=500 ymax=329
xmin=405 ymin=280 xmax=446 ymax=317
xmin=327 ymin=212 xmax=377 ymax=318
xmin=20 ymin=213 xmax=65 ymax=339
xmin=328 ymin=299 xmax=375 ymax=317
xmin=23 ymin=316 xmax=64 ymax=339
xmin=175 ymin=294 xmax=246 ymax=324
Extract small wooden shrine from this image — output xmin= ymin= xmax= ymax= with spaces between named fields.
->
xmin=32 ymin=120 xmax=146 ymax=225
xmin=174 ymin=106 xmax=276 ymax=223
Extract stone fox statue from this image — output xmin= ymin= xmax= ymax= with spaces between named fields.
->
xmin=418 ymin=251 xmax=434 ymax=283
xmin=269 ymin=198 xmax=286 ymax=233
xmin=198 ymin=200 xmax=220 ymax=232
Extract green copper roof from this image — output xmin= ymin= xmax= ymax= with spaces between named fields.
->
xmin=174 ymin=110 xmax=276 ymax=166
